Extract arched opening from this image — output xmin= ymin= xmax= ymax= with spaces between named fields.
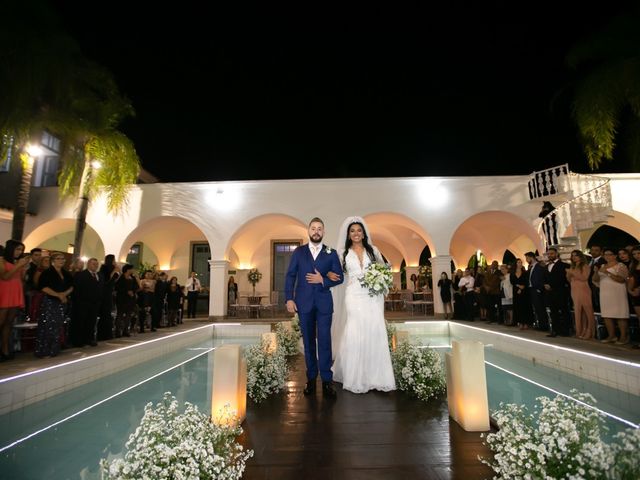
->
xmin=119 ymin=216 xmax=210 ymax=286
xmin=418 ymin=244 xmax=432 ymax=290
xmin=586 ymin=225 xmax=639 ymax=250
xmin=502 ymin=249 xmax=517 ymax=266
xmin=23 ymin=219 xmax=105 ymax=260
xmin=226 ymin=214 xmax=307 ymax=307
xmin=449 ymin=211 xmax=540 ymax=268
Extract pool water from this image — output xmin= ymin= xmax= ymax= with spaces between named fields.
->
xmin=1 ymin=332 xmax=638 ymax=478
xmin=0 ymin=337 xmax=257 ymax=480
xmin=412 ymin=334 xmax=640 ymax=437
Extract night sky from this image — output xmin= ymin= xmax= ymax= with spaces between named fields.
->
xmin=48 ymin=2 xmax=634 ymax=182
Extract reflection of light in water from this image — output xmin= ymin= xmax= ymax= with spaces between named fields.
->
xmin=485 ymin=360 xmax=639 ymax=429
xmin=0 ymin=348 xmax=214 ymax=453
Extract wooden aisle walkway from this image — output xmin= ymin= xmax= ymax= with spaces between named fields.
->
xmin=239 ymin=355 xmax=494 ymax=480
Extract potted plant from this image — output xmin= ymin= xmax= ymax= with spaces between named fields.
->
xmin=247 ymin=268 xmax=262 ymax=296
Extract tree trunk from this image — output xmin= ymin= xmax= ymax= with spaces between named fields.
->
xmin=72 ymin=156 xmax=92 ymax=259
xmin=11 ymin=153 xmax=34 ymax=242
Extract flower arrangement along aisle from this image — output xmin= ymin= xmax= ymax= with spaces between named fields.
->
xmin=101 ymin=392 xmax=253 ymax=480
xmin=245 ymin=338 xmax=287 ymax=403
xmin=247 ymin=268 xmax=262 ymax=296
xmin=480 ymin=390 xmax=640 ymax=480
xmin=391 ymin=340 xmax=446 ymax=402
xmin=359 ymin=262 xmax=393 ymax=297
xmin=274 ymin=321 xmax=299 ymax=357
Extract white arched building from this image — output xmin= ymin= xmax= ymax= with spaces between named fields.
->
xmin=5 ymin=167 xmax=640 ymax=318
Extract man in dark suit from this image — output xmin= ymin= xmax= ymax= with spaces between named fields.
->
xmin=285 ymin=217 xmax=344 ymax=397
xmin=544 ymin=247 xmax=570 ymax=337
xmin=525 ymin=251 xmax=548 ymax=331
xmin=72 ymin=258 xmax=103 ymax=346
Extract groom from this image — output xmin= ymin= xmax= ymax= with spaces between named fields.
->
xmin=285 ymin=217 xmax=344 ymax=397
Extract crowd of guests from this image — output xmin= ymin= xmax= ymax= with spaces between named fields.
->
xmin=0 ymin=240 xmax=202 ymax=361
xmin=441 ymin=244 xmax=640 ymax=348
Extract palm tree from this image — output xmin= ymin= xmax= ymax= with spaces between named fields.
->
xmin=57 ymin=62 xmax=140 ymax=258
xmin=1 ymin=2 xmax=140 ymax=250
xmin=568 ymin=8 xmax=640 ymax=171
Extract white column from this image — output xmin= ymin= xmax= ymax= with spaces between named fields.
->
xmin=430 ymin=255 xmax=453 ymax=317
xmin=208 ymin=259 xmax=229 ymax=319
xmin=405 ymin=266 xmax=420 ymax=291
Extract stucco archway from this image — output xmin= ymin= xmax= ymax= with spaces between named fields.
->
xmin=449 ymin=211 xmax=540 ymax=267
xmin=23 ymin=219 xmax=105 ymax=260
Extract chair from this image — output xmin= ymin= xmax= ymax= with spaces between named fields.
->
xmin=259 ymin=291 xmax=278 ymax=318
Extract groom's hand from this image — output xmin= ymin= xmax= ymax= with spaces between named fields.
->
xmin=306 ymin=269 xmax=324 ymax=284
xmin=327 ymin=271 xmax=341 ymax=282
xmin=286 ymin=300 xmax=297 ymax=313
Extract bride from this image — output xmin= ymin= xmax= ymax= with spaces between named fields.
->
xmin=331 ymin=216 xmax=396 ymax=393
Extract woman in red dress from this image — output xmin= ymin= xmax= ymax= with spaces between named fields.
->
xmin=0 ymin=240 xmax=30 ymax=360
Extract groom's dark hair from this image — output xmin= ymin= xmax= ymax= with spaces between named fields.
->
xmin=309 ymin=217 xmax=324 ymax=226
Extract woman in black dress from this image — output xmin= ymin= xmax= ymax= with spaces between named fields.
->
xmin=97 ymin=255 xmax=120 ymax=340
xmin=437 ymin=272 xmax=453 ymax=319
xmin=510 ymin=258 xmax=531 ymax=329
xmin=166 ymin=276 xmax=184 ymax=326
xmin=35 ymin=253 xmax=73 ymax=357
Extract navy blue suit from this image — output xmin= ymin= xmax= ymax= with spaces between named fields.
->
xmin=285 ymin=244 xmax=344 ymax=382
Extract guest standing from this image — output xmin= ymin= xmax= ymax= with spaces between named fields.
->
xmin=185 ymin=271 xmax=201 ymax=318
xmin=594 ymin=248 xmax=630 ymax=344
xmin=511 ymin=258 xmax=531 ymax=329
xmin=151 ymin=272 xmax=168 ymax=330
xmin=227 ymin=276 xmax=238 ymax=314
xmin=115 ymin=265 xmax=139 ymax=337
xmin=35 ymin=253 xmax=73 ymax=357
xmin=166 ymin=277 xmax=183 ymax=327
xmin=0 ymin=240 xmax=30 ymax=360
xmin=525 ymin=252 xmax=548 ymax=330
xmin=544 ymin=247 xmax=570 ymax=337
xmin=72 ymin=258 xmax=103 ymax=347
xmin=437 ymin=272 xmax=453 ymax=319
xmin=500 ymin=265 xmax=514 ymax=325
xmin=97 ymin=255 xmax=120 ymax=340
xmin=566 ymin=250 xmax=596 ymax=340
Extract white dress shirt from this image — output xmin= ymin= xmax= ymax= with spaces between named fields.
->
xmin=309 ymin=243 xmax=322 ymax=261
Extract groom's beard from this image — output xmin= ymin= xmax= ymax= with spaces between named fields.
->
xmin=309 ymin=234 xmax=323 ymax=244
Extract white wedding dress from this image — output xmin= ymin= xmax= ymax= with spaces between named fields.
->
xmin=332 ymin=248 xmax=396 ymax=393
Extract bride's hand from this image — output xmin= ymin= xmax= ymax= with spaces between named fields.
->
xmin=327 ymin=271 xmax=341 ymax=282
xmin=305 ymin=269 xmax=324 ymax=284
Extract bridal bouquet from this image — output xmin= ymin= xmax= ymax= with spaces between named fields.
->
xmin=101 ymin=392 xmax=253 ymax=480
xmin=359 ymin=263 xmax=393 ymax=297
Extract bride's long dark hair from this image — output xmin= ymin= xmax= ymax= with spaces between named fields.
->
xmin=342 ymin=221 xmax=376 ymax=271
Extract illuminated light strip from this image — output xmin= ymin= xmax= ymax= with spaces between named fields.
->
xmin=485 ymin=360 xmax=639 ymax=429
xmin=0 ymin=324 xmax=215 ymax=384
xmin=0 ymin=347 xmax=215 ymax=453
xmin=451 ymin=322 xmax=640 ymax=368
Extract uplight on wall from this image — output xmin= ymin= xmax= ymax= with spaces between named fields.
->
xmin=205 ymin=185 xmax=242 ymax=211
xmin=417 ymin=179 xmax=449 ymax=209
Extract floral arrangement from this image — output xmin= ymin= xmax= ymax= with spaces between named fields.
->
xmin=290 ymin=313 xmax=301 ymax=339
xmin=480 ymin=390 xmax=640 ymax=480
xmin=391 ymin=341 xmax=446 ymax=402
xmin=274 ymin=321 xmax=299 ymax=356
xmin=245 ymin=339 xmax=288 ymax=403
xmin=247 ymin=268 xmax=262 ymax=294
xmin=359 ymin=262 xmax=393 ymax=297
xmin=101 ymin=392 xmax=252 ymax=480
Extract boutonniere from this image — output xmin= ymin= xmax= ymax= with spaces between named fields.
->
xmin=325 ymin=247 xmax=332 ymax=254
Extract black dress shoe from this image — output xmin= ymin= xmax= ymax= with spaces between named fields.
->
xmin=303 ymin=380 xmax=316 ymax=395
xmin=322 ymin=382 xmax=337 ymax=398
xmin=546 ymin=332 xmax=557 ymax=338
